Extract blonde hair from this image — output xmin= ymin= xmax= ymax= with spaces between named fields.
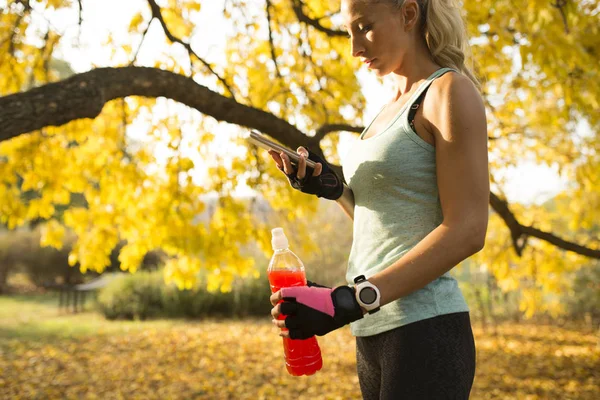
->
xmin=377 ymin=0 xmax=480 ymax=88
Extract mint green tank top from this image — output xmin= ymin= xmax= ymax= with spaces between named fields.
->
xmin=342 ymin=67 xmax=469 ymax=337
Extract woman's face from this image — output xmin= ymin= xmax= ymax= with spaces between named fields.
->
xmin=341 ymin=0 xmax=411 ymax=76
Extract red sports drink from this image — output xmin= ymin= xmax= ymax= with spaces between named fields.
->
xmin=268 ymin=227 xmax=323 ymax=376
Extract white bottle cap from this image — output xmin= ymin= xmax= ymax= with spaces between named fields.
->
xmin=271 ymin=227 xmax=289 ymax=250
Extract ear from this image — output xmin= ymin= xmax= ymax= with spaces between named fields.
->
xmin=401 ymin=0 xmax=421 ymax=31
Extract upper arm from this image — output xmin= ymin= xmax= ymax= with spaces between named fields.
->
xmin=336 ymin=184 xmax=355 ymax=220
xmin=426 ymin=73 xmax=490 ymax=247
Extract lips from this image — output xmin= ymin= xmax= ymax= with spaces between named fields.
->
xmin=363 ymin=58 xmax=376 ymax=67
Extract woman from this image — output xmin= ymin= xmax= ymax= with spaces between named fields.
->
xmin=269 ymin=0 xmax=489 ymax=398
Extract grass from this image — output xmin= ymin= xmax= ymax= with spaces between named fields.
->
xmin=0 ymin=292 xmax=182 ymax=342
xmin=1 ymin=293 xmax=599 ymax=399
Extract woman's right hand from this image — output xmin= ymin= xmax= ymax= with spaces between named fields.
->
xmin=268 ymin=147 xmax=344 ymax=200
xmin=269 ymin=146 xmax=322 ymax=182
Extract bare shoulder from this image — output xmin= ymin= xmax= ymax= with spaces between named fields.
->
xmin=429 ymin=70 xmax=483 ymax=104
xmin=423 ymin=71 xmax=486 ymax=140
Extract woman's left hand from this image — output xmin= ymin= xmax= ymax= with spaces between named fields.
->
xmin=270 ymin=285 xmax=364 ymax=339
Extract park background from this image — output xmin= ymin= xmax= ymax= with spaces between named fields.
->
xmin=0 ymin=0 xmax=599 ymax=398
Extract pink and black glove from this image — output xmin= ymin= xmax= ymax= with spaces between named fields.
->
xmin=279 ymin=285 xmax=364 ymax=340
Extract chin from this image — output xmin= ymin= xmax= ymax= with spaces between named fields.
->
xmin=374 ymin=67 xmax=391 ymax=77
xmin=370 ymin=62 xmax=392 ymax=77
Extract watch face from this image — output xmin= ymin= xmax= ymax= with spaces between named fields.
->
xmin=359 ymin=287 xmax=378 ymax=305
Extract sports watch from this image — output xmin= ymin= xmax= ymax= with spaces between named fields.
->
xmin=331 ymin=286 xmax=364 ymax=322
xmin=353 ymin=275 xmax=381 ymax=314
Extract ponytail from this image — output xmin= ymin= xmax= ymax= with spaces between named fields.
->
xmin=380 ymin=0 xmax=481 ymax=89
xmin=423 ymin=0 xmax=480 ymax=89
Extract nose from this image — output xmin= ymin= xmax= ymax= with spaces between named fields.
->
xmin=351 ymin=36 xmax=365 ymax=58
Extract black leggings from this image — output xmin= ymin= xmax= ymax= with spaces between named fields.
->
xmin=356 ymin=312 xmax=476 ymax=400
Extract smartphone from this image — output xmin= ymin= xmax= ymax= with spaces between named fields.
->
xmin=247 ymin=130 xmax=316 ymax=169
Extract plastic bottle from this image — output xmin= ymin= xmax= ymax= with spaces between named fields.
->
xmin=268 ymin=227 xmax=323 ymax=376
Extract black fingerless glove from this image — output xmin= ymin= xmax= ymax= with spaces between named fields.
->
xmin=282 ymin=149 xmax=344 ymax=201
xmin=307 ymin=280 xmax=330 ymax=289
xmin=280 ymin=285 xmax=364 ymax=340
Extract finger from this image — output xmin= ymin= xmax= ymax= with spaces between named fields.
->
xmin=312 ymin=162 xmax=323 ymax=177
xmin=268 ymin=150 xmax=284 ymax=171
xmin=280 ymin=301 xmax=298 ymax=316
xmin=297 ymin=147 xmax=309 ymax=158
xmin=296 ymin=152 xmax=307 ymax=180
xmin=270 ymin=303 xmax=281 ymax=319
xmin=297 ymin=147 xmax=316 ymax=179
xmin=279 ymin=330 xmax=290 ymax=338
xmin=272 ymin=318 xmax=286 ymax=329
xmin=284 ymin=316 xmax=300 ymax=329
xmin=280 ymin=152 xmax=293 ymax=175
xmin=288 ymin=329 xmax=308 ymax=340
xmin=270 ymin=290 xmax=283 ymax=306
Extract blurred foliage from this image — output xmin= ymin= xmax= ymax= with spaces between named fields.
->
xmin=98 ymin=271 xmax=165 ymax=320
xmin=0 ymin=293 xmax=598 ymax=399
xmin=97 ymin=268 xmax=271 ymax=320
xmin=0 ymin=0 xmax=598 ymax=319
xmin=96 ymin=202 xmax=354 ymax=320
xmin=0 ymin=228 xmax=86 ymax=290
xmin=3 ymin=197 xmax=600 ymax=324
xmin=470 ymin=194 xmax=600 ymax=319
xmin=563 ymin=261 xmax=600 ymax=321
xmin=0 ymin=228 xmax=163 ymax=292
xmin=458 ymin=256 xmax=600 ymax=328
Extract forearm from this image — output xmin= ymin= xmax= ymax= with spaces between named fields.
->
xmin=335 ymin=184 xmax=355 ymax=220
xmin=368 ymin=222 xmax=485 ymax=307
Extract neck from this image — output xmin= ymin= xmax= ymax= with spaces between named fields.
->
xmin=389 ymin=40 xmax=441 ymax=101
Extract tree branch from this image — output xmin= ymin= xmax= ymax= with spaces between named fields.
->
xmin=129 ymin=20 xmax=152 ymax=66
xmin=77 ymin=0 xmax=83 ymax=40
xmin=0 ymin=66 xmax=598 ymax=260
xmin=551 ymin=0 xmax=570 ymax=34
xmin=314 ymin=123 xmax=363 ymax=141
xmin=5 ymin=1 xmax=31 ymax=56
xmin=146 ymin=0 xmax=236 ymax=99
xmin=489 ymin=192 xmax=528 ymax=255
xmin=296 ymin=23 xmax=340 ymax=108
xmin=265 ymin=0 xmax=283 ymax=79
xmin=290 ymin=0 xmax=347 ymax=37
xmin=490 ymin=192 xmax=600 ymax=258
xmin=0 ymin=66 xmax=307 ymax=150
xmin=521 ymin=225 xmax=600 ymax=258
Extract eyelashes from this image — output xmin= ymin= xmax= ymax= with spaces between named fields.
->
xmin=344 ymin=24 xmax=373 ymax=39
xmin=360 ymin=25 xmax=373 ymax=33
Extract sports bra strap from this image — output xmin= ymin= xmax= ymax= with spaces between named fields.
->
xmin=408 ymin=69 xmax=456 ymax=132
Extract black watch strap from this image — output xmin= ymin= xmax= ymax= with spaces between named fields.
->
xmin=331 ymin=286 xmax=363 ymax=323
